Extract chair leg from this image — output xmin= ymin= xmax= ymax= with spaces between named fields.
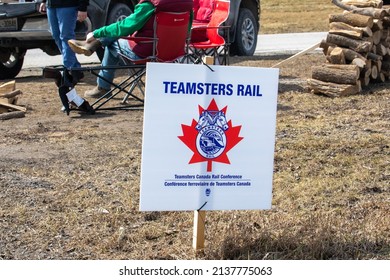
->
xmin=121 ymin=69 xmax=146 ymax=104
xmin=89 ymin=66 xmax=146 ymax=111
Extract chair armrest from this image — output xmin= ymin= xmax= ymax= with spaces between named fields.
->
xmin=191 ymin=25 xmax=230 ymax=31
xmin=121 ymin=36 xmax=156 ymax=44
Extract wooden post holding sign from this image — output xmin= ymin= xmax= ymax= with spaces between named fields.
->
xmin=193 ymin=210 xmax=206 ymax=250
xmin=139 ymin=62 xmax=279 ymax=251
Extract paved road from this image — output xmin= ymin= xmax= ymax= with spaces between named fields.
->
xmin=255 ymin=32 xmax=326 ymax=55
xmin=22 ymin=32 xmax=328 ymax=68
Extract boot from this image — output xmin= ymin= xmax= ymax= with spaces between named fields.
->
xmin=68 ymin=39 xmax=102 ymax=56
xmin=84 ymin=86 xmax=111 ymax=98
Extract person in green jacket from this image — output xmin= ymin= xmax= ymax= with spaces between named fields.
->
xmin=69 ymin=0 xmax=193 ymax=98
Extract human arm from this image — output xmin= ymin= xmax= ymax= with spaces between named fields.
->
xmin=92 ymin=2 xmax=155 ymax=39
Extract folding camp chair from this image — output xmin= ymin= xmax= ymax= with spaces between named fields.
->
xmin=44 ymin=10 xmax=191 ymax=114
xmin=188 ymin=0 xmax=230 ymax=65
xmin=117 ymin=10 xmax=191 ymax=105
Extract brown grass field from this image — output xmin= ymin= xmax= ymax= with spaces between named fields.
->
xmin=0 ymin=1 xmax=389 ymax=260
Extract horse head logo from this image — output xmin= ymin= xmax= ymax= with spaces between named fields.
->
xmin=196 ymin=110 xmax=229 ymax=131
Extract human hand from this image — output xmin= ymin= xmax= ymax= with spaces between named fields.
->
xmin=86 ymin=32 xmax=95 ymax=43
xmin=77 ymin=11 xmax=88 ymax=22
xmin=38 ymin=3 xmax=46 ymax=14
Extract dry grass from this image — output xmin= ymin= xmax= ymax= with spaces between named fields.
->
xmin=0 ymin=1 xmax=389 ymax=260
xmin=260 ymin=0 xmax=341 ymax=34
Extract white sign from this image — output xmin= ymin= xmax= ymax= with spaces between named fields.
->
xmin=139 ymin=63 xmax=279 ymax=211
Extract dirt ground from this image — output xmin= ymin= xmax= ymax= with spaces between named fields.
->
xmin=0 ymin=53 xmax=389 ymax=260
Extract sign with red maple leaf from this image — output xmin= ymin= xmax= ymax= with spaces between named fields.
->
xmin=140 ymin=63 xmax=278 ymax=211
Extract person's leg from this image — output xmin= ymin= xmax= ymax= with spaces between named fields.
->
xmin=96 ymin=38 xmax=140 ymax=89
xmin=86 ymin=39 xmax=141 ymax=98
xmin=46 ymin=8 xmax=62 ymax=53
xmin=117 ymin=38 xmax=142 ymax=60
xmin=56 ymin=7 xmax=80 ymax=68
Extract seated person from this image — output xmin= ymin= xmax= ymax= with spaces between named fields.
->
xmin=68 ymin=0 xmax=193 ymax=98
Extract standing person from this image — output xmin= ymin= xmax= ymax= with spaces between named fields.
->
xmin=39 ymin=0 xmax=89 ymax=82
xmin=68 ymin=0 xmax=193 ymax=98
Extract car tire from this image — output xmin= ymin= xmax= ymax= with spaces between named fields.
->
xmin=107 ymin=3 xmax=132 ymax=24
xmin=0 ymin=49 xmax=25 ymax=79
xmin=232 ymin=8 xmax=258 ymax=56
xmin=96 ymin=3 xmax=133 ymax=61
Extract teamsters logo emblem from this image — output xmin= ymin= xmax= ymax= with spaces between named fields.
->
xmin=178 ymin=99 xmax=243 ymax=172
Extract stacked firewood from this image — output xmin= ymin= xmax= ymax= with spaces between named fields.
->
xmin=0 ymin=81 xmax=26 ymax=120
xmin=308 ymin=0 xmax=390 ymax=97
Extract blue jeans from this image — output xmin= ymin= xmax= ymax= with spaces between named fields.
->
xmin=47 ymin=7 xmax=80 ymax=69
xmin=97 ymin=38 xmax=141 ymax=90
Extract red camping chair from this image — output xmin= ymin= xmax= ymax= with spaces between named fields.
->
xmin=189 ymin=0 xmax=230 ymax=65
xmin=99 ymin=10 xmax=192 ymax=107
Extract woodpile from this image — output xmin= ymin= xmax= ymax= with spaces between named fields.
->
xmin=308 ymin=0 xmax=390 ymax=97
xmin=0 ymin=81 xmax=26 ymax=120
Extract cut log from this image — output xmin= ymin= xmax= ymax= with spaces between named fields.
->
xmin=371 ymin=64 xmax=378 ymax=79
xmin=327 ymin=47 xmax=346 ymax=64
xmin=372 ymin=19 xmax=384 ymax=32
xmin=320 ymin=40 xmax=336 ymax=55
xmin=0 ymin=89 xmax=22 ymax=99
xmin=329 ymin=21 xmax=364 ymax=39
xmin=372 ymin=30 xmax=383 ymax=44
xmin=373 ymin=59 xmax=382 ymax=72
xmin=341 ymin=47 xmax=368 ymax=61
xmin=311 ymin=64 xmax=360 ymax=85
xmin=357 ymin=25 xmax=373 ymax=36
xmin=372 ymin=71 xmax=386 ymax=82
xmin=0 ymin=111 xmax=25 ymax=120
xmin=367 ymin=52 xmax=383 ymax=60
xmin=326 ymin=33 xmax=372 ymax=52
xmin=360 ymin=72 xmax=371 ymax=87
xmin=308 ymin=78 xmax=361 ymax=97
xmin=341 ymin=0 xmax=382 ymax=8
xmin=329 ymin=12 xmax=374 ymax=27
xmin=352 ymin=57 xmax=367 ymax=68
xmin=382 ymin=16 xmax=390 ymax=27
xmin=360 ymin=65 xmax=372 ymax=79
xmin=375 ymin=43 xmax=388 ymax=56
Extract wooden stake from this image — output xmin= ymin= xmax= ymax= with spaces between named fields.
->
xmin=271 ymin=42 xmax=321 ymax=68
xmin=192 ymin=210 xmax=206 ymax=251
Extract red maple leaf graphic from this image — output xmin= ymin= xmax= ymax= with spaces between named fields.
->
xmin=178 ymin=99 xmax=243 ymax=172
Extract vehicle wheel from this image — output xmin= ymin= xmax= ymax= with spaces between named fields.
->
xmin=96 ymin=3 xmax=133 ymax=61
xmin=107 ymin=3 xmax=132 ymax=24
xmin=0 ymin=48 xmax=25 ymax=80
xmin=232 ymin=8 xmax=258 ymax=56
